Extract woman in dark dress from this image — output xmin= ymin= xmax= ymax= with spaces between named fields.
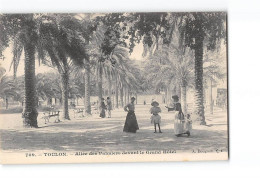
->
xmin=100 ymin=98 xmax=106 ymax=118
xmin=123 ymin=97 xmax=139 ymax=133
xmin=106 ymin=97 xmax=112 ymax=118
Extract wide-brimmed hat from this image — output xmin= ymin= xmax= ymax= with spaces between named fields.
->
xmin=151 ymin=101 xmax=159 ymax=106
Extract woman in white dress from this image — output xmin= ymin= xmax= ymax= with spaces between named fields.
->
xmin=172 ymin=95 xmax=190 ymax=137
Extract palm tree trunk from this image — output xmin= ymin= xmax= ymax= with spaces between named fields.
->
xmin=84 ymin=61 xmax=91 ymax=115
xmin=209 ymin=79 xmax=213 ymax=114
xmin=47 ymin=98 xmax=51 ymax=106
xmin=36 ymin=97 xmax=39 ymax=107
xmin=181 ymin=85 xmax=187 ymax=115
xmin=108 ymin=71 xmax=112 ymax=100
xmin=60 ymin=69 xmax=70 ymax=120
xmin=124 ymin=87 xmax=127 ymax=105
xmin=98 ymin=61 xmax=103 ymax=110
xmin=120 ymin=86 xmax=124 ymax=107
xmin=115 ymin=77 xmax=119 ymax=108
xmin=23 ymin=43 xmax=38 ymax=128
xmin=112 ymin=89 xmax=115 ymax=109
xmin=194 ymin=34 xmax=206 ymax=125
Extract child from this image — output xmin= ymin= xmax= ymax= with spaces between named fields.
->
xmin=150 ymin=101 xmax=162 ymax=133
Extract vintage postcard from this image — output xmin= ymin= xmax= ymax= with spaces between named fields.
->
xmin=0 ymin=12 xmax=228 ymax=164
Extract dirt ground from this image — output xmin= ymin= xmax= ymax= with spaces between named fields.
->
xmin=0 ymin=105 xmax=228 ymax=153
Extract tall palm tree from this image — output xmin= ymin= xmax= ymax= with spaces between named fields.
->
xmin=0 ymin=14 xmax=44 ymax=127
xmin=85 ymin=24 xmax=107 ymax=111
xmin=144 ymin=41 xmax=194 ymax=114
xmin=84 ymin=60 xmax=91 ymax=114
xmin=37 ymin=14 xmax=91 ymax=120
xmin=128 ymin=12 xmax=226 ymax=125
xmin=115 ymin=74 xmax=119 ymax=108
xmin=176 ymin=12 xmax=226 ymax=124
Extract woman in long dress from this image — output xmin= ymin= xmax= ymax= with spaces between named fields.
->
xmin=106 ymin=97 xmax=112 ymax=118
xmin=123 ymin=97 xmax=139 ymax=133
xmin=100 ymin=98 xmax=106 ymax=118
xmin=172 ymin=95 xmax=190 ymax=137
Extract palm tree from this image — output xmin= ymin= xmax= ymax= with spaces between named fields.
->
xmin=0 ymin=14 xmax=44 ymax=127
xmin=0 ymin=68 xmax=18 ymax=109
xmin=84 ymin=60 xmax=91 ymax=114
xmin=84 ymin=24 xmax=107 ymax=111
xmin=90 ymin=13 xmax=130 ymax=109
xmin=70 ymin=57 xmax=95 ymax=115
xmin=115 ymin=74 xmax=119 ymax=108
xmin=167 ymin=27 xmax=194 ymax=115
xmin=101 ymin=45 xmax=133 ymax=108
xmin=35 ymin=73 xmax=57 ymax=106
xmin=37 ymin=14 xmax=91 ymax=120
xmin=177 ymin=12 xmax=226 ymax=124
xmin=128 ymin=12 xmax=226 ymax=125
xmin=1 ymin=14 xmax=89 ymax=125
xmin=144 ymin=41 xmax=194 ymax=114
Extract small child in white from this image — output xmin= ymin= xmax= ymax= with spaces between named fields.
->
xmin=150 ymin=101 xmax=162 ymax=133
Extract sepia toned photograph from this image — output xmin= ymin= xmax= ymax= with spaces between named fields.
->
xmin=0 ymin=12 xmax=228 ymax=164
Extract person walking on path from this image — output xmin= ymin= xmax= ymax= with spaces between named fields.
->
xmin=106 ymin=97 xmax=112 ymax=118
xmin=123 ymin=97 xmax=139 ymax=133
xmin=150 ymin=101 xmax=162 ymax=133
xmin=100 ymin=98 xmax=107 ymax=118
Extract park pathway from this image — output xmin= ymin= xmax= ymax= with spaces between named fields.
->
xmin=0 ymin=105 xmax=228 ymax=153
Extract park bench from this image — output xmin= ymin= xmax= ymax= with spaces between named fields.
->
xmin=73 ymin=108 xmax=84 ymax=118
xmin=42 ymin=111 xmax=60 ymax=124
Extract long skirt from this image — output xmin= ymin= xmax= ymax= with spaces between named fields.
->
xmin=173 ymin=111 xmax=192 ymax=135
xmin=173 ymin=111 xmax=185 ymax=135
xmin=123 ymin=111 xmax=139 ymax=133
xmin=100 ymin=108 xmax=106 ymax=118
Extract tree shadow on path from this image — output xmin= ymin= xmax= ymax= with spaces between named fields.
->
xmin=0 ymin=119 xmax=228 ymax=152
